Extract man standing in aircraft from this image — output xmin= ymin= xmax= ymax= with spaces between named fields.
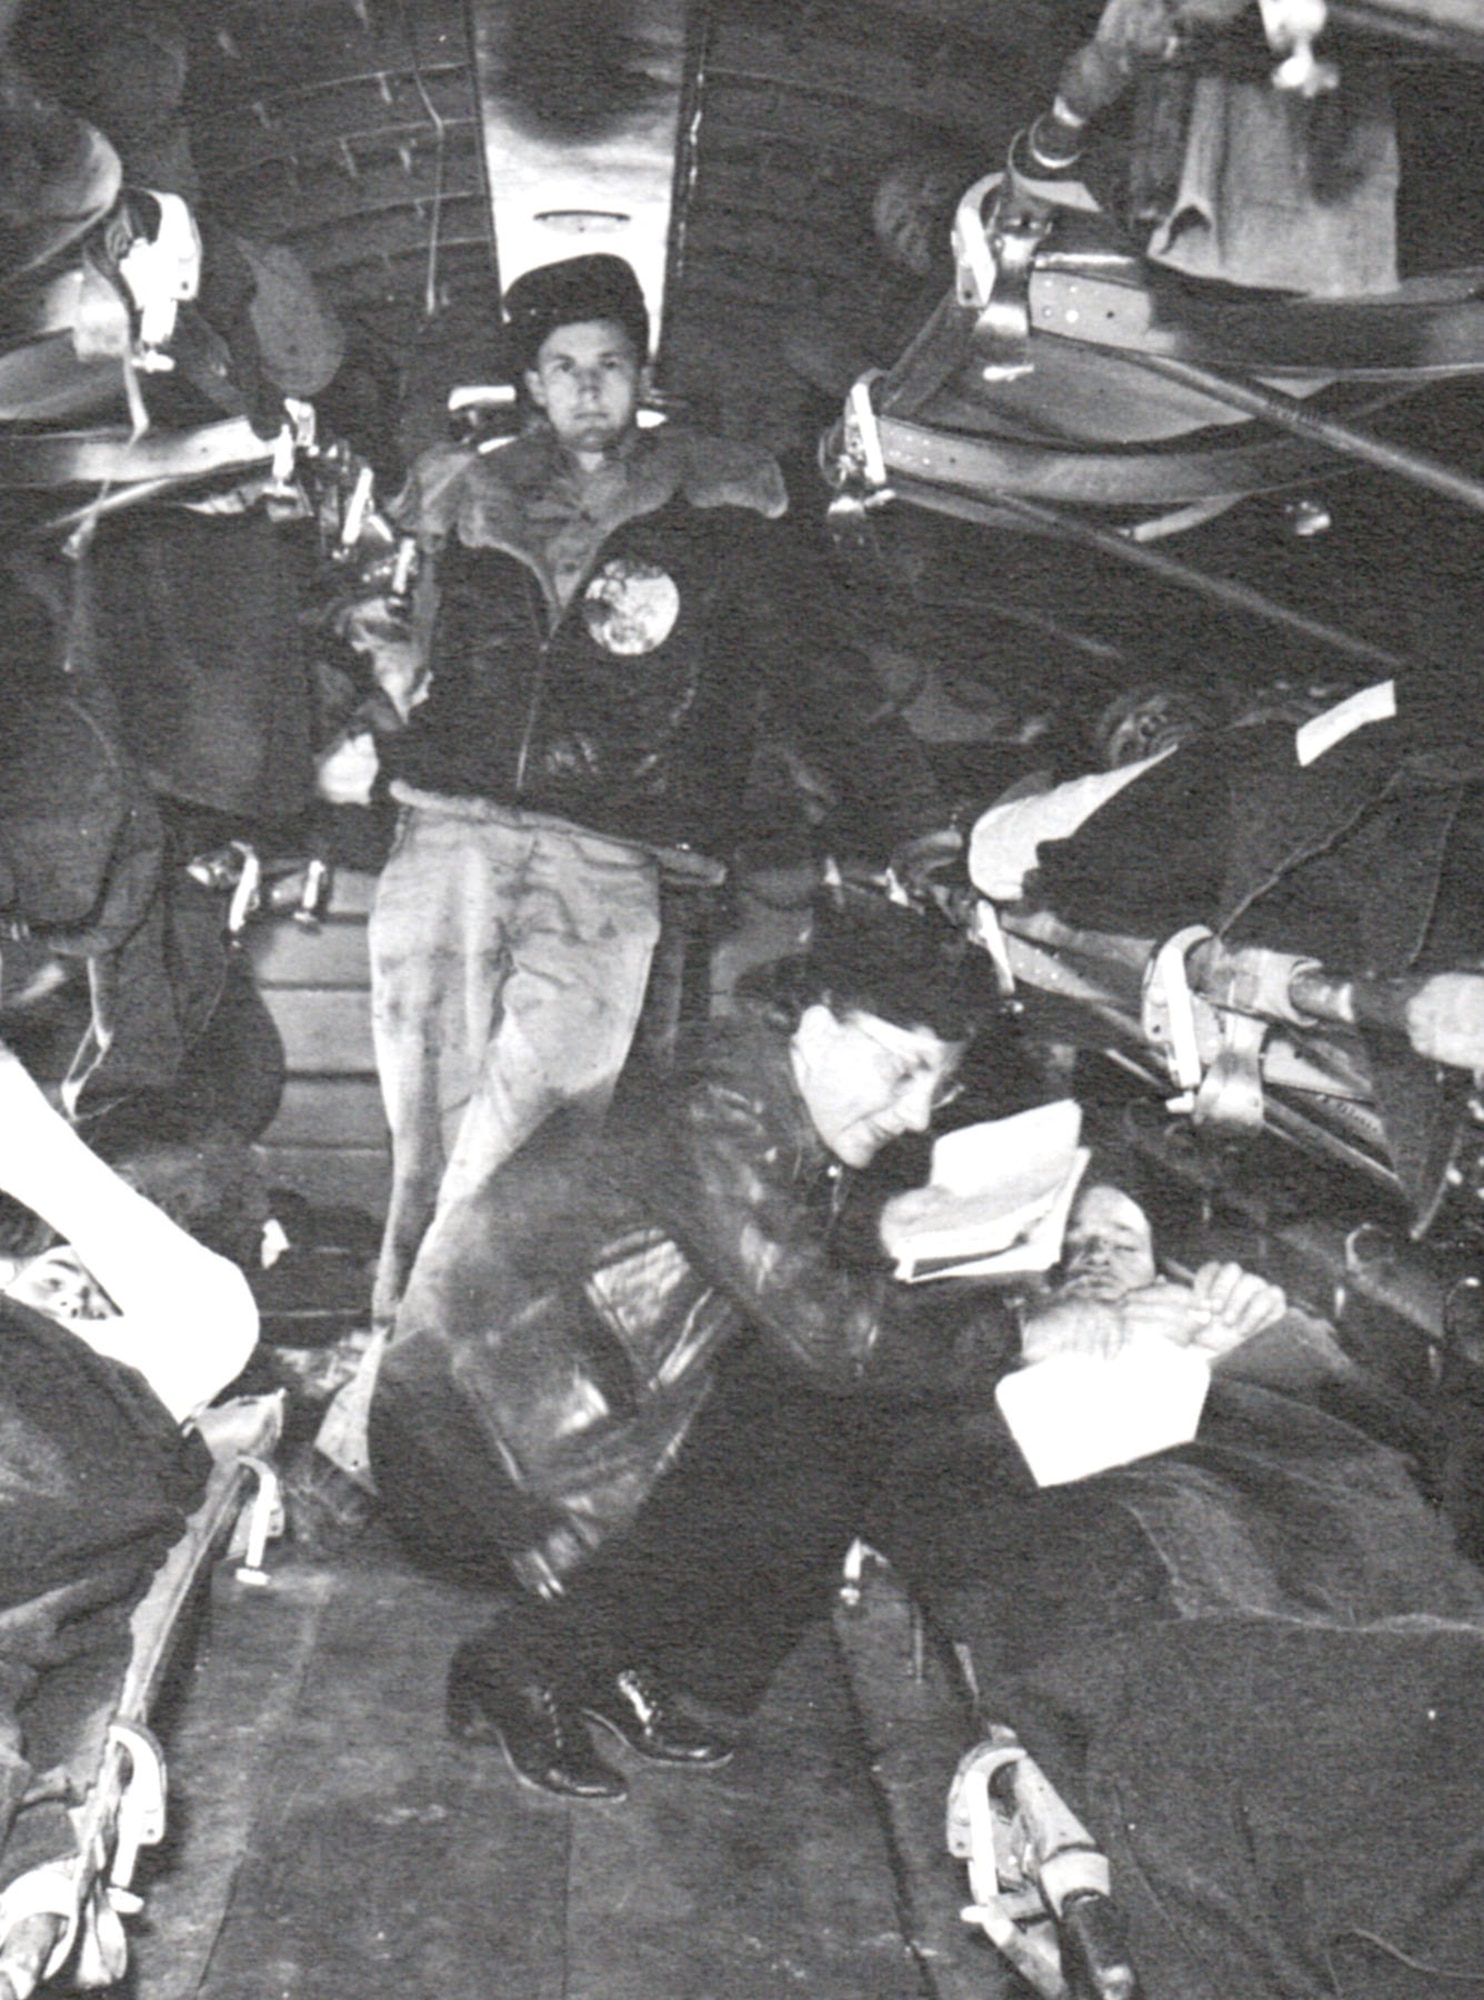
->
xmin=356 ymin=252 xmax=952 ymax=1352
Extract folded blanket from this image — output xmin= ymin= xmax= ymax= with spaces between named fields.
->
xmin=1146 ymin=69 xmax=1399 ymax=297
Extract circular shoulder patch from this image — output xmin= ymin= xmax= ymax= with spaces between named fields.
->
xmin=582 ymin=557 xmax=681 ymax=656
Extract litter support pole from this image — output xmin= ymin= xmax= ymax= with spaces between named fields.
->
xmin=892 ymin=475 xmax=1411 ymax=673
xmin=1078 ymin=342 xmax=1484 ymax=519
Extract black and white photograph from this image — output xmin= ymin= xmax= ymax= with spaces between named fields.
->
xmin=1 ymin=3 xmax=1483 ymax=1996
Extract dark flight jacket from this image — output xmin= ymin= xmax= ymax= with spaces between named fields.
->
xmin=386 ymin=426 xmax=943 ymax=857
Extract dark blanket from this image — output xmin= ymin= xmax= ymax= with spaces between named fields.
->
xmin=85 ymin=508 xmax=313 ymax=824
xmin=1032 ymin=687 xmax=1484 ymax=978
xmin=0 ymin=1296 xmax=209 ymax=1888
xmin=880 ymin=1378 xmax=1484 ymax=1998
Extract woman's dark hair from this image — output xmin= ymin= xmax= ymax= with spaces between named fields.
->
xmin=743 ymin=883 xmax=1001 ymax=1045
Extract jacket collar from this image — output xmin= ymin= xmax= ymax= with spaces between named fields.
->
xmin=680 ymin=1007 xmax=833 ymax=1182
xmin=407 ymin=424 xmax=787 ymax=574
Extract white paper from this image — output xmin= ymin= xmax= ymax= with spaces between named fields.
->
xmin=995 ymin=1341 xmax=1211 ymax=1487
xmin=892 ymin=1100 xmax=1087 ymax=1282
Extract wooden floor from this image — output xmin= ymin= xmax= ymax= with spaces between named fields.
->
xmin=120 ymin=1527 xmax=1017 ymax=2000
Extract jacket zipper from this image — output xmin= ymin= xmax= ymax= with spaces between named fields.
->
xmin=513 ymin=567 xmax=557 ymax=797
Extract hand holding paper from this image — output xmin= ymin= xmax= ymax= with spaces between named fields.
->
xmin=995 ymin=1342 xmax=1212 ymax=1488
xmin=880 ymin=1099 xmax=1090 ymax=1283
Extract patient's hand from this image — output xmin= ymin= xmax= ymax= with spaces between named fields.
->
xmin=1026 ymin=1278 xmax=1205 ymax=1362
xmin=1020 ymin=1264 xmax=1286 ymax=1364
xmin=1185 ymin=1260 xmax=1287 ymax=1357
xmin=1020 ymin=1294 xmax=1126 ymax=1363
xmin=1117 ymin=1279 xmax=1214 ymax=1349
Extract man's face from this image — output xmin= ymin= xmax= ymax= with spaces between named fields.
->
xmin=1097 ymin=687 xmax=1209 ymax=770
xmin=4 ymin=1245 xmax=109 ymax=1321
xmin=1059 ymin=1185 xmax=1157 ymax=1301
xmin=525 ymin=317 xmax=642 ymax=460
xmin=792 ymin=1003 xmax=964 ymax=1169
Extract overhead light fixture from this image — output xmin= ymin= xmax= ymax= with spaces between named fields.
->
xmin=533 ymin=210 xmax=632 ymax=234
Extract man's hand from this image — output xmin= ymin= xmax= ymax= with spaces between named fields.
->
xmin=1029 ymin=1278 xmax=1211 ymax=1361
xmin=1118 ymin=1266 xmax=1287 ymax=1359
xmin=1185 ymin=1260 xmax=1287 ymax=1357
xmin=1020 ymin=1293 xmax=1126 ymax=1363
xmin=1116 ymin=1279 xmax=1214 ymax=1350
xmin=879 ymin=1184 xmax=961 ymax=1262
xmin=1020 ymin=1265 xmax=1286 ymax=1365
xmin=316 ymin=728 xmax=380 ymax=807
xmin=1402 ymin=972 xmax=1484 ymax=1072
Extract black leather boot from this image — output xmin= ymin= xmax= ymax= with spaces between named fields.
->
xmin=583 ymin=1664 xmax=735 ymax=1767
xmin=447 ymin=1645 xmax=627 ymax=1801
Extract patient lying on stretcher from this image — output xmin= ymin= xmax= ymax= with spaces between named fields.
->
xmin=0 ymin=1043 xmax=259 ymax=1912
xmin=878 ymin=1177 xmax=1484 ymax=1999
xmin=1024 ymin=1182 xmax=1359 ymax=1382
xmin=1021 ymin=1181 xmax=1286 ymax=1363
xmin=968 ymin=668 xmax=1484 ymax=1085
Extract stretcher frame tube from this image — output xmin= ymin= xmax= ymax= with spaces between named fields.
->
xmin=889 ymin=474 xmax=1411 ymax=672
xmin=1116 ymin=1107 xmax=1451 ymax=1343
xmin=1080 ymin=342 xmax=1484 ymax=519
xmin=1326 ymin=0 xmax=1484 ymax=60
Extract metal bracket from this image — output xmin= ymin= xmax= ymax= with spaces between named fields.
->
xmin=106 ymin=1722 xmax=167 ymax=1895
xmin=1257 ymin=0 xmax=1338 ymax=93
xmin=231 ymin=1454 xmax=285 ymax=1586
xmin=970 ymin=896 xmax=1018 ymax=998
xmin=1194 ymin=1010 xmax=1269 ymax=1134
xmin=953 ymin=173 xmax=1050 ymax=382
xmin=1142 ymin=925 xmax=1215 ymax=1111
xmin=949 ymin=1739 xmax=1064 ymax=1998
xmin=845 ymin=374 xmax=890 ymax=491
xmin=950 ymin=1731 xmax=1130 ymax=1999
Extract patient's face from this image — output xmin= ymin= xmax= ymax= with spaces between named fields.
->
xmin=1059 ymin=1186 xmax=1157 ymax=1301
xmin=4 ymin=1244 xmax=110 ymax=1320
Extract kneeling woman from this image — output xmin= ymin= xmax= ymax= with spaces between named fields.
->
xmin=369 ymin=894 xmax=1015 ymax=1801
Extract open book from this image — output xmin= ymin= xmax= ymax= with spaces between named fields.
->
xmin=891 ymin=1099 xmax=1091 ymax=1283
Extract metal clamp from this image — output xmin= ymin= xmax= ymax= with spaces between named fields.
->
xmin=232 ymin=1455 xmax=285 ymax=1586
xmin=1257 ymin=0 xmax=1338 ymax=93
xmin=839 ymin=1536 xmax=868 ymax=1609
xmin=953 ymin=174 xmax=1006 ymax=312
xmin=1194 ymin=1010 xmax=1268 ymax=1134
xmin=107 ymin=1722 xmax=167 ymax=1895
xmin=949 ymin=1729 xmax=1129 ymax=2000
xmin=1142 ymin=925 xmax=1214 ymax=1111
xmin=845 ymin=375 xmax=889 ymax=491
xmin=955 ymin=168 xmax=1052 ymax=383
xmin=971 ymin=897 xmax=1018 ymax=999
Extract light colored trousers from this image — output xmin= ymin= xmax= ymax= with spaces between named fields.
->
xmin=368 ymin=788 xmax=661 ymax=1335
